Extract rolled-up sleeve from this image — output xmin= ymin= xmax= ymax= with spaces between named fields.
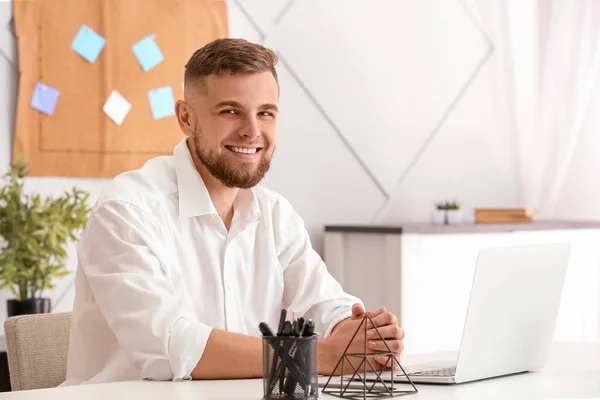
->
xmin=78 ymin=200 xmax=212 ymax=381
xmin=277 ymin=202 xmax=364 ymax=338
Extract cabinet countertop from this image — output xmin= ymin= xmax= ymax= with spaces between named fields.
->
xmin=324 ymin=220 xmax=600 ymax=235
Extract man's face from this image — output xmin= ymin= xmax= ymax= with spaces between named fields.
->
xmin=176 ymin=71 xmax=279 ymax=188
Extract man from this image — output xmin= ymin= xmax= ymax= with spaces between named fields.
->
xmin=63 ymin=38 xmax=404 ymax=385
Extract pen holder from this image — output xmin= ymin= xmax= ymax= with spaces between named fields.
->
xmin=262 ymin=335 xmax=319 ymax=400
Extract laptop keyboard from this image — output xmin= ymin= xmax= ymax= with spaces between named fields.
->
xmin=408 ymin=366 xmax=456 ymax=377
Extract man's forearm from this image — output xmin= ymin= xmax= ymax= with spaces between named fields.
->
xmin=191 ymin=329 xmax=339 ymax=379
xmin=191 ymin=329 xmax=263 ymax=379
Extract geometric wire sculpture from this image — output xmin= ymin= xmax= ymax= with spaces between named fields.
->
xmin=321 ymin=314 xmax=418 ymax=399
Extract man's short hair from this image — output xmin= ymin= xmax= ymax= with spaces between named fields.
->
xmin=184 ymin=38 xmax=279 ymax=90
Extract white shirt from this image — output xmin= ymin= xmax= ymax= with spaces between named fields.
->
xmin=63 ymin=138 xmax=361 ymax=385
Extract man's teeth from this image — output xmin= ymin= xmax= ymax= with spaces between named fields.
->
xmin=230 ymin=147 xmax=257 ymax=154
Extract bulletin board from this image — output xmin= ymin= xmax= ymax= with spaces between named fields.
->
xmin=12 ymin=0 xmax=228 ymax=177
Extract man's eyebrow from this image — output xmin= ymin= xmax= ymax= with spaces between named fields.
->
xmin=214 ymin=100 xmax=243 ymax=109
xmin=213 ymin=101 xmax=279 ymax=113
xmin=260 ymin=103 xmax=279 ymax=112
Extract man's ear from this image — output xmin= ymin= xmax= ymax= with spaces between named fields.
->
xmin=175 ymin=100 xmax=193 ymax=136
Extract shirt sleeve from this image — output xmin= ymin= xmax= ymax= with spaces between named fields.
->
xmin=77 ymin=200 xmax=212 ymax=381
xmin=277 ymin=200 xmax=364 ymax=338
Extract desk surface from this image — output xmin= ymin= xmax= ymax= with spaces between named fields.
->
xmin=1 ymin=342 xmax=599 ymax=399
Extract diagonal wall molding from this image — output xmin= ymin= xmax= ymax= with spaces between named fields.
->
xmin=232 ymin=0 xmax=266 ymax=41
xmin=371 ymin=0 xmax=496 ymax=222
xmin=273 ymin=0 xmax=297 ymax=26
xmin=278 ymin=55 xmax=390 ymax=199
xmin=236 ymin=0 xmax=390 ymax=199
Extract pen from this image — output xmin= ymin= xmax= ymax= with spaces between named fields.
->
xmin=277 ymin=309 xmax=287 ymax=336
xmin=299 ymin=319 xmax=315 ymax=395
xmin=282 ymin=319 xmax=300 ymax=395
xmin=278 ymin=321 xmax=294 ymax=394
xmin=268 ymin=313 xmax=285 ymax=396
xmin=267 ymin=316 xmax=289 ymax=395
xmin=292 ymin=312 xmax=299 ymax=336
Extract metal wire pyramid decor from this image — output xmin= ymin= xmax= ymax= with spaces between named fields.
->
xmin=321 ymin=314 xmax=418 ymax=399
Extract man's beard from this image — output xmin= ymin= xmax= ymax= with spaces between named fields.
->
xmin=192 ymin=134 xmax=272 ymax=189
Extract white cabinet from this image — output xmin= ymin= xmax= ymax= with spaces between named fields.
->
xmin=323 ymin=224 xmax=600 ymax=355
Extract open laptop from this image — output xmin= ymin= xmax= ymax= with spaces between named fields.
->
xmin=378 ymin=243 xmax=571 ymax=385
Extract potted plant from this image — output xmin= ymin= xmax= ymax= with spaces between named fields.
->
xmin=431 ymin=202 xmax=447 ymax=225
xmin=445 ymin=200 xmax=462 ymax=225
xmin=0 ymin=155 xmax=91 ymax=317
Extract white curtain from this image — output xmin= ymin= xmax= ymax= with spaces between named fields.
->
xmin=467 ymin=0 xmax=600 ymax=343
xmin=469 ymin=0 xmax=600 ymax=219
xmin=533 ymin=1 xmax=600 ymax=218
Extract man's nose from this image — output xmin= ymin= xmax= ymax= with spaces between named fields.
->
xmin=239 ymin=115 xmax=261 ymax=139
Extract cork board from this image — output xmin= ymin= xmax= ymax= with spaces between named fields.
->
xmin=12 ymin=0 xmax=228 ymax=177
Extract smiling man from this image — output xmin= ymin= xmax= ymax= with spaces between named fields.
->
xmin=63 ymin=38 xmax=404 ymax=385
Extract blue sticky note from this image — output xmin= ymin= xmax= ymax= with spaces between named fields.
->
xmin=148 ymin=86 xmax=175 ymax=119
xmin=30 ymin=82 xmax=60 ymax=116
xmin=71 ymin=25 xmax=106 ymax=63
xmin=132 ymin=35 xmax=164 ymax=72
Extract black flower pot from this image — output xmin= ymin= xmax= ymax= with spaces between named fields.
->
xmin=6 ymin=298 xmax=51 ymax=317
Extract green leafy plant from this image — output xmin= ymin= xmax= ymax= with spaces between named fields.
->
xmin=436 ymin=200 xmax=461 ymax=210
xmin=0 ymin=155 xmax=91 ymax=301
xmin=445 ymin=200 xmax=460 ymax=210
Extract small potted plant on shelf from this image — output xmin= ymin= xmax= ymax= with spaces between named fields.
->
xmin=0 ymin=155 xmax=91 ymax=317
xmin=445 ymin=200 xmax=462 ymax=225
xmin=431 ymin=202 xmax=447 ymax=225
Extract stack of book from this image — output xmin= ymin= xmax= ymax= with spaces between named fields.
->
xmin=474 ymin=208 xmax=536 ymax=224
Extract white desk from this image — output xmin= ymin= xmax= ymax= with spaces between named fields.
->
xmin=1 ymin=342 xmax=599 ymax=399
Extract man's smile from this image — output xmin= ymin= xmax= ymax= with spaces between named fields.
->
xmin=225 ymin=145 xmax=263 ymax=156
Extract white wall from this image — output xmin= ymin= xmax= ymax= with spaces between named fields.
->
xmin=0 ymin=0 xmax=568 ymax=317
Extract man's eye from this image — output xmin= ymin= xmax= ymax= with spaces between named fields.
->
xmin=220 ymin=109 xmax=237 ymax=115
xmin=259 ymin=111 xmax=274 ymax=117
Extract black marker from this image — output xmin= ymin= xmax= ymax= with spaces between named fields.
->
xmin=282 ymin=321 xmax=293 ymax=336
xmin=298 ymin=317 xmax=305 ymax=334
xmin=301 ymin=319 xmax=315 ymax=337
xmin=259 ymin=322 xmax=275 ymax=337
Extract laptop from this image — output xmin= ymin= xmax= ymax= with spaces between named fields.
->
xmin=377 ymin=243 xmax=571 ymax=384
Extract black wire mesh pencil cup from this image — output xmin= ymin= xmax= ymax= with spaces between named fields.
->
xmin=262 ymin=335 xmax=319 ymax=399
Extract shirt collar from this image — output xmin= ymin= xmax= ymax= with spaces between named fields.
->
xmin=234 ymin=185 xmax=261 ymax=222
xmin=174 ymin=138 xmax=261 ymax=222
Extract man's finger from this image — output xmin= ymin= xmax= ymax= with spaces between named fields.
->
xmin=367 ymin=339 xmax=404 ymax=353
xmin=373 ymin=356 xmax=396 ymax=369
xmin=365 ymin=307 xmax=386 ymax=319
xmin=367 ymin=325 xmax=404 ymax=340
xmin=368 ymin=355 xmax=400 ymax=371
xmin=352 ymin=303 xmax=365 ymax=317
xmin=353 ymin=304 xmax=388 ymax=319
xmin=367 ymin=311 xmax=398 ymax=329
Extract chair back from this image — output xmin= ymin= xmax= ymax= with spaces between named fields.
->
xmin=4 ymin=312 xmax=71 ymax=391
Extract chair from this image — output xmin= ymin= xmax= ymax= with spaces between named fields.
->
xmin=3 ymin=312 xmax=71 ymax=391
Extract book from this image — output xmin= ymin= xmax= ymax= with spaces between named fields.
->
xmin=474 ymin=208 xmax=536 ymax=223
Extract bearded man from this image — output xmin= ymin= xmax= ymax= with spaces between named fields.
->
xmin=63 ymin=38 xmax=404 ymax=385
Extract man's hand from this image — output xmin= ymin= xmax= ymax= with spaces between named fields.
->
xmin=319 ymin=303 xmax=404 ymax=375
